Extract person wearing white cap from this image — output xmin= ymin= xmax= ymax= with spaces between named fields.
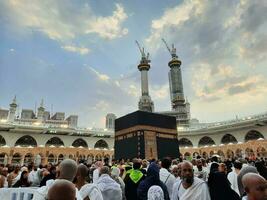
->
xmin=148 ymin=185 xmax=164 ymax=200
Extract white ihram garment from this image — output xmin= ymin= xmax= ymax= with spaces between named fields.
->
xmin=227 ymin=170 xmax=240 ymax=196
xmin=32 ymin=179 xmax=82 ymax=200
xmin=79 ymin=183 xmax=103 ymax=200
xmin=171 ymin=177 xmax=211 ymax=200
xmin=93 ymin=168 xmax=100 ymax=183
xmin=160 ymin=168 xmax=176 ymax=199
xmin=96 ymin=174 xmax=122 ymax=200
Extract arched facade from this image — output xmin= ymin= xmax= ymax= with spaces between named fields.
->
xmin=179 ymin=138 xmax=193 ymax=147
xmin=180 ymin=140 xmax=267 ymax=160
xmin=94 ymin=140 xmax=109 ymax=149
xmin=72 ymin=138 xmax=88 ymax=148
xmin=221 ymin=134 xmax=238 ymax=144
xmin=217 ymin=150 xmax=225 ymax=158
xmin=257 ymin=147 xmax=267 ymax=157
xmin=226 ymin=149 xmax=234 ymax=158
xmin=48 ymin=154 xmax=55 ymax=163
xmin=46 ymin=137 xmax=64 ymax=147
xmin=198 ymin=136 xmax=215 ymax=147
xmin=0 ymin=153 xmax=8 ymax=164
xmin=0 ymin=135 xmax=6 ymax=146
xmin=15 ymin=135 xmax=37 ymax=147
xmin=235 ymin=149 xmax=243 ymax=157
xmin=245 ymin=130 xmax=264 ymax=142
xmin=12 ymin=153 xmax=22 ymax=164
xmin=58 ymin=154 xmax=64 ymax=162
xmin=24 ymin=153 xmax=34 ymax=164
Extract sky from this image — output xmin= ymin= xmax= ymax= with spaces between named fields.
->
xmin=0 ymin=0 xmax=267 ymax=128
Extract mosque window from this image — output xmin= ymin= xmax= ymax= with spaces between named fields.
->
xmin=179 ymin=138 xmax=193 ymax=147
xmin=221 ymin=134 xmax=238 ymax=144
xmin=245 ymin=130 xmax=264 ymax=142
xmin=46 ymin=137 xmax=64 ymax=147
xmin=94 ymin=139 xmax=109 ymax=149
xmin=15 ymin=135 xmax=37 ymax=147
xmin=72 ymin=138 xmax=88 ymax=148
xmin=198 ymin=136 xmax=215 ymax=147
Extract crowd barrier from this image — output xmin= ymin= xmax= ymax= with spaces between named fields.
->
xmin=0 ymin=187 xmax=38 ymax=200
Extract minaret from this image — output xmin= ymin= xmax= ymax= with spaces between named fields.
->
xmin=37 ymin=99 xmax=45 ymax=121
xmin=8 ymin=96 xmax=17 ymax=122
xmin=136 ymin=41 xmax=154 ymax=112
xmin=162 ymin=39 xmax=190 ymax=125
xmin=168 ymin=54 xmax=185 ymax=109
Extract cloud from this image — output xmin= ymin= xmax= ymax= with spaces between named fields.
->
xmin=86 ymin=4 xmax=128 ymax=40
xmin=192 ymin=63 xmax=267 ymax=102
xmin=150 ymin=84 xmax=169 ymax=100
xmin=2 ymin=1 xmax=128 ymax=42
xmin=87 ymin=67 xmax=110 ymax=81
xmin=61 ymin=45 xmax=90 ymax=55
xmin=9 ymin=49 xmax=15 ymax=52
xmin=127 ymin=84 xmax=139 ymax=97
xmin=228 ymin=83 xmax=253 ymax=95
xmin=91 ymin=100 xmax=110 ymax=111
xmin=146 ymin=0 xmax=267 ymax=65
xmin=146 ymin=0 xmax=206 ymax=50
xmin=144 ymin=0 xmax=267 ymax=121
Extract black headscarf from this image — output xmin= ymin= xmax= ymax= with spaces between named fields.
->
xmin=12 ymin=171 xmax=30 ymax=188
xmin=137 ymin=162 xmax=170 ymax=200
xmin=209 ymin=172 xmax=240 ymax=200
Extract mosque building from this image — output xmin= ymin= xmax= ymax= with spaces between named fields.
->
xmin=0 ymin=98 xmax=114 ymax=165
xmin=0 ymin=42 xmax=266 ymax=165
xmin=136 ymin=40 xmax=267 ymax=160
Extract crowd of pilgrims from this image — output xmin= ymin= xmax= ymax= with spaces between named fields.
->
xmin=0 ymin=156 xmax=266 ymax=200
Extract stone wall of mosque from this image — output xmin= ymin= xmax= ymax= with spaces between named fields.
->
xmin=0 ymin=130 xmax=114 ymax=165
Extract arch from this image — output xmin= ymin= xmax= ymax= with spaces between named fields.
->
xmin=24 ymin=153 xmax=34 ymax=164
xmin=48 ymin=154 xmax=55 ymax=163
xmin=179 ymin=138 xmax=193 ymax=147
xmin=0 ymin=153 xmax=8 ymax=164
xmin=221 ymin=134 xmax=238 ymax=144
xmin=226 ymin=149 xmax=234 ymax=159
xmin=217 ymin=150 xmax=225 ymax=158
xmin=0 ymin=135 xmax=6 ymax=146
xmin=95 ymin=154 xmax=102 ymax=161
xmin=198 ymin=136 xmax=215 ymax=147
xmin=184 ymin=152 xmax=191 ymax=157
xmin=245 ymin=130 xmax=264 ymax=142
xmin=58 ymin=154 xmax=64 ymax=162
xmin=72 ymin=138 xmax=88 ymax=148
xmin=12 ymin=153 xmax=22 ymax=164
xmin=210 ymin=151 xmax=214 ymax=157
xmin=245 ymin=148 xmax=254 ymax=157
xmin=46 ymin=137 xmax=64 ymax=147
xmin=256 ymin=147 xmax=267 ymax=158
xmin=78 ymin=154 xmax=86 ymax=162
xmin=94 ymin=140 xmax=109 ymax=149
xmin=15 ymin=135 xmax=37 ymax=147
xmin=202 ymin=152 xmax=208 ymax=159
xmin=193 ymin=152 xmax=199 ymax=158
xmin=235 ymin=149 xmax=243 ymax=157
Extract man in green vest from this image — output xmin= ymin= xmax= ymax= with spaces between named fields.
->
xmin=124 ymin=158 xmax=145 ymax=200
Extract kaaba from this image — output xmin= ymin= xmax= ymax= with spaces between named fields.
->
xmin=114 ymin=110 xmax=180 ymax=160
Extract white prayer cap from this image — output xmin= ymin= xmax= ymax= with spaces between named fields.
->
xmin=111 ymin=167 xmax=120 ymax=177
xmin=147 ymin=185 xmax=164 ymax=200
